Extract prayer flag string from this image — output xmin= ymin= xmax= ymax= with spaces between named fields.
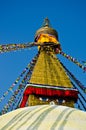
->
xmin=60 ymin=59 xmax=86 ymax=92
xmin=50 ymin=52 xmax=86 ymax=92
xmin=0 ymin=42 xmax=37 ymax=53
xmin=56 ymin=49 xmax=86 ymax=72
xmin=0 ymin=53 xmax=39 ymax=103
xmin=0 ymin=53 xmax=39 ymax=114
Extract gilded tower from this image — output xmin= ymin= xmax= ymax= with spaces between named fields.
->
xmin=20 ymin=18 xmax=78 ymax=107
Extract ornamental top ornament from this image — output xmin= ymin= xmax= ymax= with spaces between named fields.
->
xmin=34 ymin=18 xmax=59 ymax=41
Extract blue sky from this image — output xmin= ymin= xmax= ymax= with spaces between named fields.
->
xmin=0 ymin=0 xmax=86 ymax=108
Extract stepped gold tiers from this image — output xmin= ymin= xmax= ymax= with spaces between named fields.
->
xmin=29 ymin=51 xmax=72 ymax=87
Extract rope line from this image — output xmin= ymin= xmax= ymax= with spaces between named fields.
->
xmin=0 ymin=53 xmax=39 ymax=114
xmin=0 ymin=42 xmax=37 ymax=53
xmin=60 ymin=61 xmax=86 ymax=91
xmin=0 ymin=42 xmax=56 ymax=53
xmin=58 ymin=60 xmax=86 ymax=110
xmin=56 ymin=49 xmax=86 ymax=72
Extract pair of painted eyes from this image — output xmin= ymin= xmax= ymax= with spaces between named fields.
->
xmin=39 ymin=97 xmax=65 ymax=103
xmin=39 ymin=97 xmax=48 ymax=101
xmin=56 ymin=99 xmax=65 ymax=103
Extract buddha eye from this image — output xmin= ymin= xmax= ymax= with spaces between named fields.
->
xmin=62 ymin=100 xmax=65 ymax=103
xmin=39 ymin=97 xmax=49 ymax=101
xmin=56 ymin=99 xmax=65 ymax=104
xmin=59 ymin=99 xmax=63 ymax=104
xmin=56 ymin=99 xmax=58 ymax=102
xmin=46 ymin=98 xmax=49 ymax=101
xmin=39 ymin=97 xmax=42 ymax=101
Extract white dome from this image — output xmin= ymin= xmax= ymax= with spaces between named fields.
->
xmin=0 ymin=105 xmax=86 ymax=130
